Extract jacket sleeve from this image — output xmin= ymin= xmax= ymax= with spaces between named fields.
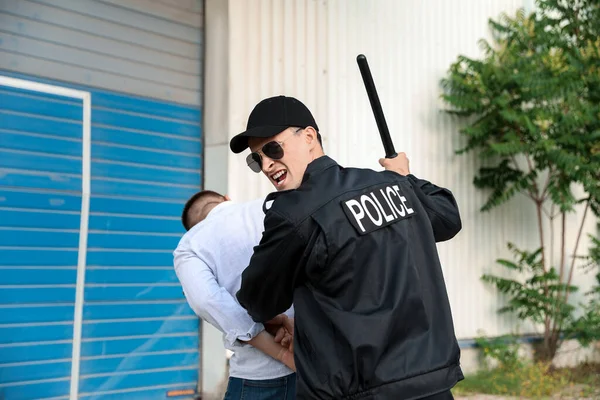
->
xmin=406 ymin=174 xmax=462 ymax=242
xmin=236 ymin=208 xmax=305 ymax=323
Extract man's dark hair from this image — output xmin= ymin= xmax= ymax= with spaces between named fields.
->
xmin=181 ymin=190 xmax=226 ymax=231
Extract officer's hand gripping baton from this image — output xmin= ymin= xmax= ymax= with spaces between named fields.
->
xmin=356 ymin=54 xmax=398 ymax=159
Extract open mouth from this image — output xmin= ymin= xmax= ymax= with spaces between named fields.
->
xmin=271 ymin=169 xmax=287 ymax=186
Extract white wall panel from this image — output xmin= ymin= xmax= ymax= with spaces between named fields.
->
xmin=207 ymin=0 xmax=598 ymax=340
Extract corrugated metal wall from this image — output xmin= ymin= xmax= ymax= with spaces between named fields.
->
xmin=218 ymin=0 xmax=597 ymax=340
xmin=0 ymin=0 xmax=202 ymax=105
xmin=0 ymin=0 xmax=203 ymax=398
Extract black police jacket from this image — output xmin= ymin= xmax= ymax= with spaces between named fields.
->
xmin=237 ymin=156 xmax=464 ymax=399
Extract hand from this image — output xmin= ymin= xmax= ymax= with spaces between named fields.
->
xmin=274 ymin=318 xmax=295 ymax=372
xmin=247 ymin=329 xmax=296 ymax=372
xmin=266 ymin=314 xmax=295 ymax=349
xmin=274 ymin=325 xmax=294 ymax=349
xmin=266 ymin=314 xmax=294 ymax=338
xmin=272 ymin=315 xmax=294 ymax=343
xmin=277 ymin=344 xmax=296 ymax=371
xmin=265 ymin=314 xmax=290 ymax=336
xmin=379 ymin=152 xmax=410 ymax=176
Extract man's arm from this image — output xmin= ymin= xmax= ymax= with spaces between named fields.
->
xmin=248 ymin=331 xmax=295 ymax=371
xmin=406 ymin=174 xmax=462 ymax=242
xmin=379 ymin=153 xmax=462 ymax=242
xmin=173 ymin=245 xmax=295 ymax=370
xmin=236 ymin=208 xmax=305 ymax=323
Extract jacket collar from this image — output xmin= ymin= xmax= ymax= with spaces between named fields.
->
xmin=301 ymin=155 xmax=338 ymax=184
xmin=263 ymin=155 xmax=338 ymax=212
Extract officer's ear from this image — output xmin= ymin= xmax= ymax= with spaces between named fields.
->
xmin=224 ymin=194 xmax=231 ymax=201
xmin=304 ymin=126 xmax=319 ymax=150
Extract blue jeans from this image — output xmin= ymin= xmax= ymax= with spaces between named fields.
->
xmin=223 ymin=374 xmax=296 ymax=400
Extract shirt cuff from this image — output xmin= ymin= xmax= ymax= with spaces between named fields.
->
xmin=224 ymin=322 xmax=265 ymax=348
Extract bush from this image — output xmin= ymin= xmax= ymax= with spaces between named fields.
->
xmin=441 ymin=0 xmax=600 ymax=362
xmin=455 ymin=334 xmax=576 ymax=398
xmin=474 ymin=334 xmax=523 ymax=370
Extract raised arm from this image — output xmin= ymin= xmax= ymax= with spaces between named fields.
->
xmin=379 ymin=153 xmax=462 ymax=242
xmin=406 ymin=174 xmax=462 ymax=242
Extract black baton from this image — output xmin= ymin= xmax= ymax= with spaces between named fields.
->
xmin=356 ymin=54 xmax=398 ymax=159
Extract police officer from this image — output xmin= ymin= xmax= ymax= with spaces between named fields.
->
xmin=230 ymin=95 xmax=463 ymax=399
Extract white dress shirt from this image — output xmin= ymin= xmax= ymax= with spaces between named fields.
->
xmin=173 ymin=198 xmax=294 ymax=380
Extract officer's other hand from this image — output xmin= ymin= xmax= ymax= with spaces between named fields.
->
xmin=265 ymin=314 xmax=288 ymax=336
xmin=273 ymin=316 xmax=294 ymax=345
xmin=379 ymin=152 xmax=410 ymax=176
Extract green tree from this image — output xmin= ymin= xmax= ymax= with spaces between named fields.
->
xmin=440 ymin=0 xmax=600 ymax=362
xmin=567 ymin=231 xmax=600 ymax=346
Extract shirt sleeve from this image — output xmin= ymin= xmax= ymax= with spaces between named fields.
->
xmin=173 ymin=243 xmax=264 ymax=347
xmin=236 ymin=208 xmax=305 ymax=323
xmin=406 ymin=174 xmax=462 ymax=242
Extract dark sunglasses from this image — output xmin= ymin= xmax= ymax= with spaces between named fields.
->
xmin=246 ymin=129 xmax=301 ymax=173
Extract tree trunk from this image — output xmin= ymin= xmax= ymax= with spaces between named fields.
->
xmin=533 ymin=334 xmax=561 ymax=363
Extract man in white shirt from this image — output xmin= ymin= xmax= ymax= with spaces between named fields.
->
xmin=173 ymin=190 xmax=296 ymax=399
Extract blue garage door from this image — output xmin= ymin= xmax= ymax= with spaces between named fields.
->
xmin=0 ymin=78 xmax=85 ymax=399
xmin=0 ymin=72 xmax=202 ymax=399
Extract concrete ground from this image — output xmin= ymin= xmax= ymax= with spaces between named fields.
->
xmin=213 ymin=363 xmax=600 ymax=400
xmin=215 ymin=381 xmax=600 ymax=400
xmin=454 ymin=385 xmax=600 ymax=400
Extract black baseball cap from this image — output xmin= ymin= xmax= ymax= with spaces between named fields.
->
xmin=229 ymin=95 xmax=319 ymax=154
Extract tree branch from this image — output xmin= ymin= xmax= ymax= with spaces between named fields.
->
xmin=535 ymin=199 xmax=547 ymax=274
xmin=510 ymin=154 xmax=520 ymax=169
xmin=542 ymin=203 xmax=558 ymax=219
xmin=550 ymin=203 xmax=555 ymax=273
xmin=540 ymin=168 xmax=553 ymax=201
xmin=525 ymin=154 xmax=543 ymax=203
xmin=553 ymin=199 xmax=590 ymax=350
xmin=525 ymin=154 xmax=535 ymax=177
xmin=564 ymin=199 xmax=591 ymax=306
xmin=559 ymin=211 xmax=566 ymax=284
